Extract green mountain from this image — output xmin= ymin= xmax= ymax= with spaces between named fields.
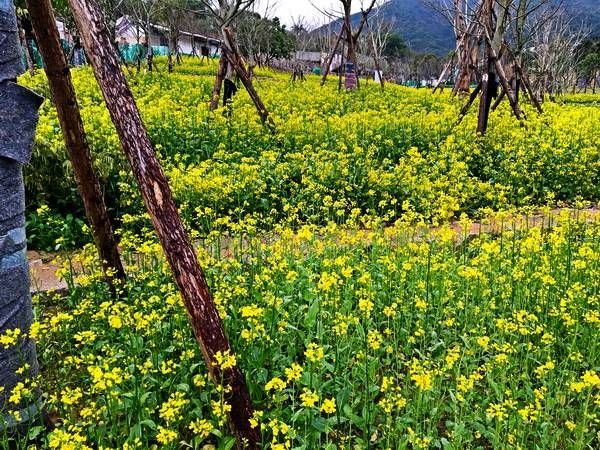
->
xmin=343 ymin=0 xmax=600 ymax=56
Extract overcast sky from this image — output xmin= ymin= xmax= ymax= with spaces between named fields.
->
xmin=263 ymin=0 xmax=363 ymax=27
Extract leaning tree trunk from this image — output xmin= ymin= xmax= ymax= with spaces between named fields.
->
xmin=0 ymin=0 xmax=43 ymax=434
xmin=366 ymin=21 xmax=384 ymax=91
xmin=66 ymin=0 xmax=259 ymax=447
xmin=17 ymin=17 xmax=35 ymax=75
xmin=433 ymin=56 xmax=453 ymax=94
xmin=477 ymin=46 xmax=495 ymax=134
xmin=222 ymin=27 xmax=275 ymax=133
xmin=320 ymin=25 xmax=345 ymax=86
xmin=144 ymin=28 xmax=153 ymax=72
xmin=210 ymin=54 xmax=227 ymax=111
xmin=456 ymin=82 xmax=482 ymax=126
xmin=26 ymin=0 xmax=126 ymax=284
xmin=343 ymin=10 xmax=360 ymax=90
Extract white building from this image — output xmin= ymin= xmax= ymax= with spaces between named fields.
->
xmin=295 ymin=51 xmax=343 ymax=71
xmin=115 ymin=16 xmax=221 ymax=57
xmin=55 ymin=15 xmax=221 ymax=57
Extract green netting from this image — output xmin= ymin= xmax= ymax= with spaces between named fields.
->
xmin=152 ymin=46 xmax=169 ymax=57
xmin=118 ymin=44 xmax=170 ymax=62
xmin=20 ymin=39 xmax=85 ymax=69
xmin=21 ymin=41 xmax=207 ymax=68
xmin=119 ymin=44 xmax=146 ymax=63
xmin=20 ymin=40 xmax=43 ymax=69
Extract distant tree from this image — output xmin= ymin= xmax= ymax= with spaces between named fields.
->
xmin=383 ymin=32 xmax=407 ymax=59
xmin=577 ymin=38 xmax=600 ymax=93
xmin=123 ymin=0 xmax=163 ymax=71
xmin=237 ymin=12 xmax=294 ymax=65
xmin=158 ymin=0 xmax=188 ymax=72
xmin=362 ymin=12 xmax=393 ymax=88
xmin=266 ymin=17 xmax=294 ymax=60
xmin=194 ymin=0 xmax=275 ymax=130
xmin=319 ymin=0 xmax=378 ymax=87
xmin=528 ymin=8 xmax=588 ymax=100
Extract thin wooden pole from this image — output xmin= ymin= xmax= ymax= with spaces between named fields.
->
xmin=433 ymin=55 xmax=453 ymax=94
xmin=210 ymin=54 xmax=227 ymax=111
xmin=321 ymin=25 xmax=345 ymax=87
xmin=491 ymin=84 xmax=506 ymax=111
xmin=455 ymin=81 xmax=481 ymax=126
xmin=222 ymin=27 xmax=275 ymax=133
xmin=66 ymin=0 xmax=259 ymax=447
xmin=27 ymin=0 xmax=126 ymax=284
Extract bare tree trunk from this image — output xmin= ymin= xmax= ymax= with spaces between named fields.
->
xmin=477 ymin=47 xmax=495 ymax=134
xmin=452 ymin=0 xmax=470 ymax=94
xmin=433 ymin=56 xmax=453 ymax=94
xmin=168 ymin=44 xmax=174 ymax=73
xmin=373 ymin=54 xmax=384 ymax=91
xmin=321 ymin=26 xmax=345 ymax=87
xmin=0 ymin=0 xmax=43 ymax=432
xmin=368 ymin=31 xmax=384 ymax=91
xmin=144 ymin=29 xmax=153 ymax=72
xmin=456 ymin=81 xmax=481 ymax=126
xmin=514 ymin=62 xmax=543 ymax=114
xmin=66 ymin=1 xmax=259 ymax=447
xmin=338 ymin=39 xmax=345 ymax=92
xmin=492 ymin=55 xmax=523 ymax=120
xmin=491 ymin=85 xmax=506 ymax=111
xmin=489 ymin=47 xmax=523 ymax=121
xmin=27 ymin=0 xmax=125 ymax=284
xmin=147 ymin=45 xmax=154 ymax=72
xmin=17 ymin=18 xmax=35 ymax=75
xmin=222 ymin=27 xmax=275 ymax=133
xmin=210 ymin=55 xmax=227 ymax=111
xmin=477 ymin=0 xmax=496 ymax=133
xmin=513 ymin=62 xmax=520 ymax=105
xmin=343 ymin=7 xmax=360 ymax=90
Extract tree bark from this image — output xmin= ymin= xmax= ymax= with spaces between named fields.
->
xmin=433 ymin=55 xmax=453 ymax=94
xmin=505 ymin=47 xmax=543 ymax=114
xmin=26 ymin=0 xmax=126 ymax=284
xmin=342 ymin=2 xmax=360 ymax=89
xmin=457 ymin=81 xmax=481 ymax=125
xmin=17 ymin=18 xmax=35 ymax=75
xmin=210 ymin=55 xmax=227 ymax=111
xmin=66 ymin=0 xmax=259 ymax=447
xmin=222 ymin=27 xmax=275 ymax=133
xmin=320 ymin=25 xmax=345 ymax=86
xmin=489 ymin=44 xmax=523 ymax=121
xmin=453 ymin=0 xmax=471 ymax=93
xmin=368 ymin=29 xmax=384 ymax=91
xmin=477 ymin=48 xmax=495 ymax=134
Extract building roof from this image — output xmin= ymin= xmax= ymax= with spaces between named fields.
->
xmin=116 ymin=16 xmax=221 ymax=46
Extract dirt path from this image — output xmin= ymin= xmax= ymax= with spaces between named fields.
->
xmin=28 ymin=207 xmax=599 ymax=293
xmin=29 ymin=250 xmax=67 ymax=294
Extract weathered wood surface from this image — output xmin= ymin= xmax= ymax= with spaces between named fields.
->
xmin=66 ymin=0 xmax=259 ymax=446
xmin=27 ymin=0 xmax=125 ymax=284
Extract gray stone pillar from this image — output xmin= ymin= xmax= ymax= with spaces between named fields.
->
xmin=0 ymin=0 xmax=44 ymax=432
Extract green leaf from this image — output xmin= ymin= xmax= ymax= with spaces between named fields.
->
xmin=311 ymin=416 xmax=329 ymax=432
xmin=305 ymin=298 xmax=320 ymax=328
xmin=343 ymin=404 xmax=365 ymax=428
xmin=139 ymin=419 xmax=156 ymax=430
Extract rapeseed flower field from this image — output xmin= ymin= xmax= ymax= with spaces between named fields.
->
xmin=20 ymin=59 xmax=599 ymax=246
xmin=2 ymin=59 xmax=599 ymax=448
xmin=15 ymin=212 xmax=600 ymax=449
